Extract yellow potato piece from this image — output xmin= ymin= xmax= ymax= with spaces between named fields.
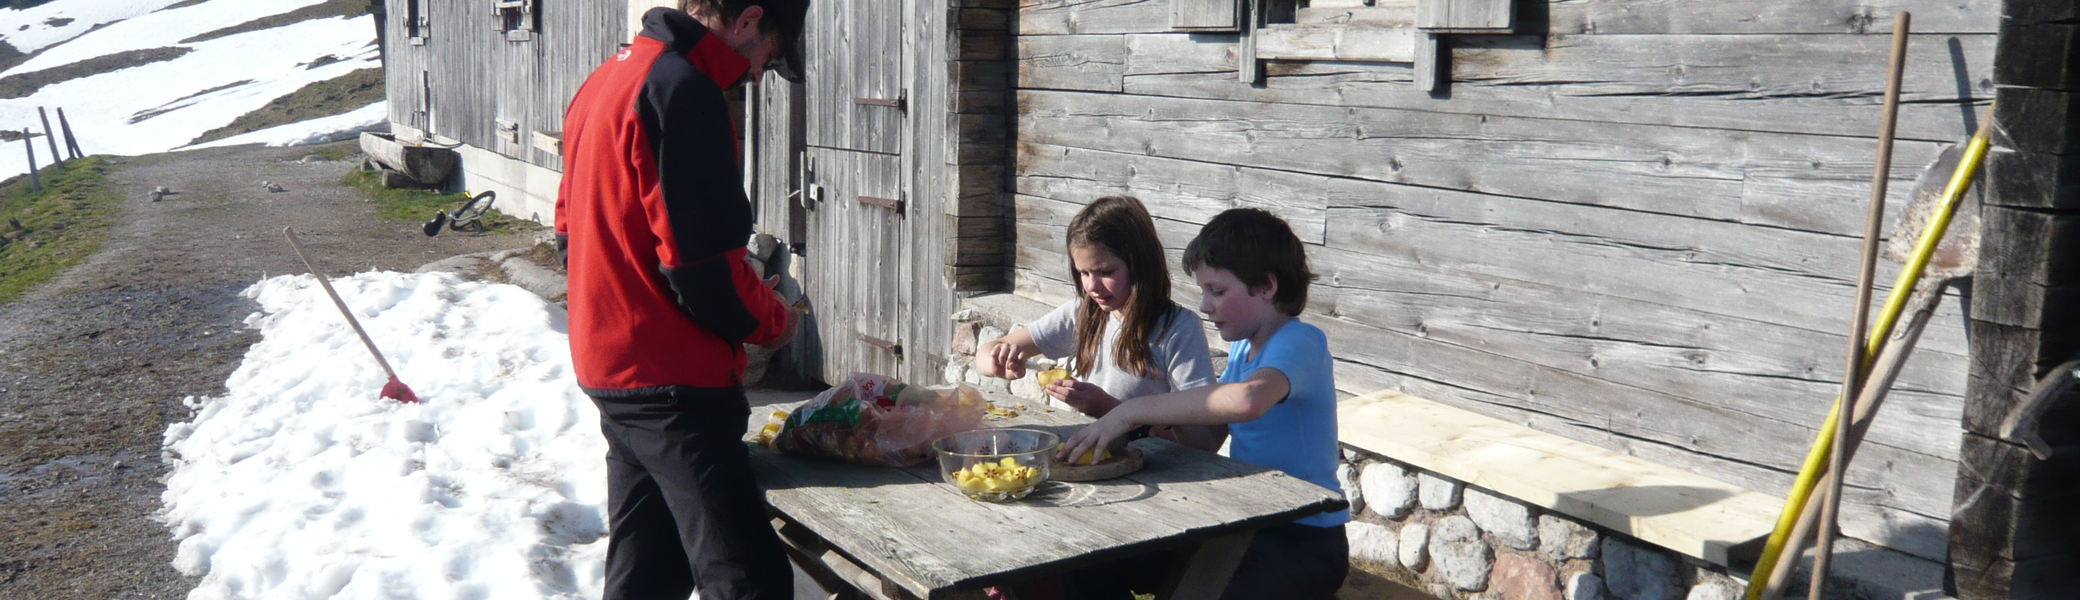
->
xmin=1037 ymin=368 xmax=1071 ymax=388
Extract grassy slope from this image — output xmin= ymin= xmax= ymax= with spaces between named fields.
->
xmin=0 ymin=156 xmax=119 ymax=305
xmin=0 ymin=46 xmax=192 ymax=99
xmin=188 ymin=67 xmax=383 ymax=145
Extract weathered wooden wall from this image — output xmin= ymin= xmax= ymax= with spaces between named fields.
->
xmin=751 ymin=0 xmax=1013 ymax=386
xmin=382 ymin=0 xmax=623 ymax=169
xmin=1012 ymin=0 xmax=1996 ymax=559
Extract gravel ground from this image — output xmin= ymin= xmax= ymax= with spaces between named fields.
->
xmin=0 ymin=141 xmax=538 ymax=599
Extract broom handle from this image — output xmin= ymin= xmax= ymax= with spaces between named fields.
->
xmin=282 ymin=226 xmax=400 ymax=380
xmin=1809 ymin=13 xmax=1911 ymax=600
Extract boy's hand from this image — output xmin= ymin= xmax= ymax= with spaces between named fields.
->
xmin=985 ymin=340 xmax=1028 ymax=380
xmin=1047 ymin=380 xmax=1120 ymax=417
xmin=1061 ymin=410 xmax=1136 ymax=466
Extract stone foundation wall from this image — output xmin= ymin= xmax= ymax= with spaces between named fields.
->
xmin=1338 ymin=451 xmax=1747 ymax=600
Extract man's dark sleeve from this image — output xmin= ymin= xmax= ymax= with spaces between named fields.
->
xmin=637 ymin=57 xmax=772 ymax=344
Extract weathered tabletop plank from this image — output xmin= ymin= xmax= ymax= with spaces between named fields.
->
xmin=746 ymin=394 xmax=1348 ymax=599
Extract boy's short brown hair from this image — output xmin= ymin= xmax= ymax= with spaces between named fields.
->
xmin=1182 ymin=208 xmax=1314 ymax=316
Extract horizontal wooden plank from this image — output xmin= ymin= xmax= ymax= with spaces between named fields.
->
xmin=1018 ymin=32 xmax=1991 ymax=142
xmin=1976 ymin=205 xmax=2080 ymax=286
xmin=1017 ymin=34 xmax=1126 ymax=92
xmin=1339 ymin=390 xmax=1780 ymax=565
xmin=1985 ymin=147 xmax=2080 ymax=210
xmin=1255 ymin=23 xmax=1418 ymax=63
xmin=1019 ymin=0 xmax=1169 ymax=35
xmin=1017 ymin=88 xmax=1953 ymax=233
xmin=1543 ymin=0 xmax=1995 ymax=34
xmin=1995 ymin=87 xmax=2080 ymax=155
xmin=1417 ymin=0 xmax=1511 ymax=32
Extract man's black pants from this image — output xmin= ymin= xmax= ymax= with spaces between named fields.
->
xmin=593 ymin=387 xmax=792 ymax=600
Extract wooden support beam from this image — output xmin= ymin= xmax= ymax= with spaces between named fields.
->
xmin=1951 ymin=4 xmax=2080 ymax=596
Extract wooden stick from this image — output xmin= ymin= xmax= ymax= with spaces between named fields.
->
xmin=1810 ymin=15 xmax=1909 ymax=600
xmin=1760 ymin=287 xmax=1943 ymax=599
xmin=282 ymin=226 xmax=401 ymax=381
xmin=22 ymin=129 xmax=39 ymax=193
xmin=37 ymin=107 xmax=59 ymax=165
xmin=56 ymin=107 xmax=80 ymax=159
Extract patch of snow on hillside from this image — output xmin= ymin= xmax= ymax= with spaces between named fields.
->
xmin=0 ymin=0 xmax=186 ymax=55
xmin=2 ymin=0 xmax=329 ymax=77
xmin=163 ymin=272 xmax=609 ymax=600
xmin=0 ymin=8 xmax=377 ymax=179
xmin=190 ymin=100 xmax=385 ymax=149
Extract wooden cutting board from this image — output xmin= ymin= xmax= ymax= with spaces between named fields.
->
xmin=1051 ymin=446 xmax=1144 ymax=482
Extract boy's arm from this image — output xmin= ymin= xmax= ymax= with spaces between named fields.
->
xmin=1061 ymin=368 xmax=1288 ymax=463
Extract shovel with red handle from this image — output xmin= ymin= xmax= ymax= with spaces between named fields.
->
xmin=281 ymin=226 xmax=419 ymax=403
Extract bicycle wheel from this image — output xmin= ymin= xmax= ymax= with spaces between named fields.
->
xmin=448 ymin=190 xmax=496 ymax=232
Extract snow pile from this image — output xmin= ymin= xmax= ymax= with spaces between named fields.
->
xmin=0 ymin=0 xmax=381 ymax=179
xmin=162 ymin=272 xmax=609 ymax=600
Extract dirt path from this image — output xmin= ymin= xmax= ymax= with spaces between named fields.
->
xmin=0 ymin=141 xmax=536 ymax=599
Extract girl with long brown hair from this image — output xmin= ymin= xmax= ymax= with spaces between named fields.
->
xmin=974 ymin=196 xmax=1218 ymax=449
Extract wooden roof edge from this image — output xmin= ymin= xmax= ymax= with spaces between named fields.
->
xmin=1336 ymin=389 xmax=1782 ymax=567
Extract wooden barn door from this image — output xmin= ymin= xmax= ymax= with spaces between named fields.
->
xmin=800 ymin=0 xmax=916 ymax=383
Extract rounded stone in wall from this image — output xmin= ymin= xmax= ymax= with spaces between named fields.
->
xmin=1420 ymin=473 xmax=1464 ymax=510
xmin=1465 ymin=488 xmax=1539 ymax=551
xmin=1429 ymin=515 xmax=1493 ymax=591
xmin=1349 ymin=521 xmax=1400 ymax=567
xmin=1566 ymin=572 xmax=1607 ymax=600
xmin=1400 ymin=521 xmax=1431 ymax=570
xmin=1337 ymin=462 xmax=1366 ymax=516
xmin=1362 ymin=462 xmax=1417 ymax=519
xmin=1539 ymin=515 xmax=1600 ymax=561
xmin=1600 ymin=538 xmax=1682 ymax=600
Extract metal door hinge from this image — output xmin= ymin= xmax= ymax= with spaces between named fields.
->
xmin=853 ymin=93 xmax=907 ymax=112
xmin=858 ymin=333 xmax=903 ymax=359
xmin=858 ymin=195 xmax=903 ymax=213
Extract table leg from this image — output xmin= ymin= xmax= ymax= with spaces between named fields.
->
xmin=1160 ymin=531 xmax=1257 ymax=600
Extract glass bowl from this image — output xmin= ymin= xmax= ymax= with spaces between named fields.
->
xmin=933 ymin=428 xmax=1057 ymax=502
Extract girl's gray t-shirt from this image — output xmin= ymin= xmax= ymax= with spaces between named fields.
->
xmin=1026 ymin=300 xmax=1218 ymax=401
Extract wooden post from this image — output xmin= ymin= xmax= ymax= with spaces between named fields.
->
xmin=37 ymin=107 xmax=58 ymax=166
xmin=1949 ymin=1 xmax=2080 ymax=597
xmin=22 ymin=129 xmax=39 ymax=193
xmin=56 ymin=107 xmax=80 ymax=159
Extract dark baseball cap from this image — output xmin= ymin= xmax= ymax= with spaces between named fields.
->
xmin=755 ymin=0 xmax=808 ymax=82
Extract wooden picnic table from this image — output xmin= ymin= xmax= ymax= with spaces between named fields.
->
xmin=745 ymin=392 xmax=1349 ymax=600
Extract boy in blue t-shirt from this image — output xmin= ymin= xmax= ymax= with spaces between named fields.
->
xmin=1062 ymin=208 xmax=1349 ymax=599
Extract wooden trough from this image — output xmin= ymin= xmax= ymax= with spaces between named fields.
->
xmin=359 ymin=131 xmax=458 ymax=187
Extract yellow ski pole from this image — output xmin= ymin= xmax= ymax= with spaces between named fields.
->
xmin=1741 ymin=108 xmax=1994 ymax=600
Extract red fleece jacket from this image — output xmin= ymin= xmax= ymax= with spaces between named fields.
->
xmin=554 ymin=8 xmax=788 ymax=396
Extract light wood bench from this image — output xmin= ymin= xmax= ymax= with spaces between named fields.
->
xmin=1338 ymin=389 xmax=1781 ymax=566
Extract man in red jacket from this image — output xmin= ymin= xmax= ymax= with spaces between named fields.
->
xmin=554 ymin=1 xmax=807 ymax=598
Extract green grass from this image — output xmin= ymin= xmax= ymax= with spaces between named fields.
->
xmin=340 ymin=169 xmax=534 ymax=233
xmin=0 ymin=157 xmax=120 ymax=305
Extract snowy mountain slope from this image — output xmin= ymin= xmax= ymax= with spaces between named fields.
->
xmin=0 ymin=0 xmax=381 ymax=180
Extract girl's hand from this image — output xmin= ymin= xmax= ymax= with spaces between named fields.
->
xmin=985 ymin=340 xmax=1028 ymax=380
xmin=1046 ymin=380 xmax=1121 ymax=417
xmin=1060 ymin=410 xmax=1136 ymax=466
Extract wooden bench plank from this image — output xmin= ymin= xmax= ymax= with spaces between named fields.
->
xmin=1337 ymin=389 xmax=1780 ymax=565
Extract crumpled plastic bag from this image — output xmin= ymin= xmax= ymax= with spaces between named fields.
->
xmin=769 ymin=373 xmax=987 ymax=467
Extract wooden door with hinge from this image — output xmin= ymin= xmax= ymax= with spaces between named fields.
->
xmin=797 ymin=0 xmax=917 ymax=384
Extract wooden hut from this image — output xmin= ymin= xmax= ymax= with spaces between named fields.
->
xmin=381 ymin=0 xmax=2078 ymax=595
